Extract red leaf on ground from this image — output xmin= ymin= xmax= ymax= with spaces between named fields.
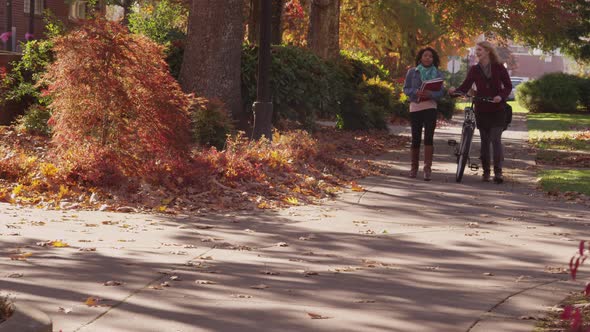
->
xmin=561 ymin=305 xmax=573 ymax=319
xmin=580 ymin=241 xmax=586 ymax=256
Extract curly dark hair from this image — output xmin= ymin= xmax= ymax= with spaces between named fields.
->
xmin=415 ymin=47 xmax=440 ymax=68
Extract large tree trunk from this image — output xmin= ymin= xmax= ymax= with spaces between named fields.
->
xmin=308 ymin=0 xmax=340 ymax=60
xmin=180 ymin=0 xmax=244 ymax=120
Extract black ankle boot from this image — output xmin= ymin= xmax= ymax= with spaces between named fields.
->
xmin=493 ymin=168 xmax=503 ymax=184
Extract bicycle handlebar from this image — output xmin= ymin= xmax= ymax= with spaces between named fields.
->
xmin=449 ymin=92 xmax=494 ymax=103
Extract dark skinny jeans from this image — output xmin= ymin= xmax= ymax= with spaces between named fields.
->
xmin=410 ymin=109 xmax=437 ymax=148
xmin=479 ymin=126 xmax=504 ymax=174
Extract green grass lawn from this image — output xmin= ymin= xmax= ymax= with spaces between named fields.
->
xmin=523 ymin=106 xmax=590 ymax=196
xmin=508 ymin=101 xmax=528 ymax=114
xmin=528 ymin=112 xmax=590 ymax=151
xmin=539 ymin=169 xmax=590 ymax=195
xmin=455 ymin=101 xmax=526 ymax=113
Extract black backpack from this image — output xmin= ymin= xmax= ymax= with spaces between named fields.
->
xmin=504 ymin=103 xmax=512 ymax=131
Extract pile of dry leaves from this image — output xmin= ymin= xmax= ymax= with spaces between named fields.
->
xmin=0 ymin=126 xmax=408 ymax=213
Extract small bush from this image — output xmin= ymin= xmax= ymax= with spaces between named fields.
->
xmin=437 ymin=96 xmax=456 ymax=120
xmin=337 ymin=92 xmax=387 ymax=131
xmin=43 ymin=19 xmax=191 ymax=185
xmin=357 ymin=76 xmax=409 ymax=119
xmin=517 ymin=73 xmax=581 ymax=113
xmin=339 ymin=50 xmax=389 ymax=84
xmin=191 ymin=98 xmax=234 ymax=150
xmin=15 ymin=105 xmax=51 ymax=136
xmin=576 ymin=77 xmax=590 ymax=110
xmin=0 ymin=13 xmax=62 ymax=105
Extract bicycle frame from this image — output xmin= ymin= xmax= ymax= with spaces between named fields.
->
xmin=448 ymin=96 xmax=482 ymax=182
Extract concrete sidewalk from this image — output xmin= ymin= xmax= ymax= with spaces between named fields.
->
xmin=1 ymin=113 xmax=588 ymax=332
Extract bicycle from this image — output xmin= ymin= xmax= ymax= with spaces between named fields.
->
xmin=448 ymin=93 xmax=494 ymax=183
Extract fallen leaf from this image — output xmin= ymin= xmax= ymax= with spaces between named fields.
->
xmin=303 ymin=270 xmax=319 ymax=277
xmin=104 ymin=280 xmax=123 ymax=286
xmin=169 ymin=276 xmax=181 ymax=281
xmin=101 ymin=221 xmax=119 ymax=225
xmin=84 ymin=297 xmax=100 ymax=306
xmin=307 ymin=312 xmax=331 ymax=319
xmin=260 ymin=271 xmax=280 ymax=275
xmin=250 ymin=284 xmax=269 ymax=289
xmin=232 ymin=294 xmax=252 ymax=298
xmin=7 ymin=273 xmax=23 ymax=278
xmin=276 ymin=242 xmax=289 ymax=247
xmin=351 ymin=181 xmax=365 ymax=192
xmin=355 ymin=299 xmax=376 ymax=303
xmin=330 ymin=266 xmax=359 ymax=273
xmin=10 ymin=252 xmax=32 ymax=260
xmin=79 ymin=247 xmax=96 ymax=252
xmin=195 ymin=225 xmax=214 ymax=230
xmin=284 ymin=197 xmax=299 ymax=205
xmin=58 ymin=307 xmax=73 ymax=314
xmin=483 ymin=272 xmax=494 ymax=276
xmin=195 ymin=280 xmax=216 ymax=285
xmin=51 ymin=240 xmax=70 ymax=248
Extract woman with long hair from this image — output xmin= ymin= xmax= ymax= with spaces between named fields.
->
xmin=449 ymin=41 xmax=512 ymax=183
xmin=402 ymin=47 xmax=445 ymax=181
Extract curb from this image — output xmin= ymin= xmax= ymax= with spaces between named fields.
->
xmin=0 ymin=303 xmax=52 ymax=332
xmin=468 ymin=279 xmax=580 ymax=332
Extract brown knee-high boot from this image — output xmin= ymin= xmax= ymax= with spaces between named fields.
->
xmin=423 ymin=145 xmax=434 ymax=181
xmin=409 ymin=147 xmax=420 ymax=178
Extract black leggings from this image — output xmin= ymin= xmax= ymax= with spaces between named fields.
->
xmin=410 ymin=108 xmax=437 ymax=148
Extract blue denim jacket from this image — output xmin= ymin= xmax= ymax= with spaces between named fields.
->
xmin=403 ymin=67 xmax=445 ymax=103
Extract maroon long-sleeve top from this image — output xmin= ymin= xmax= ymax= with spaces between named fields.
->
xmin=456 ymin=63 xmax=512 ymax=113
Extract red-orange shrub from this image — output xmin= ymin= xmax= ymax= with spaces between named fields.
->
xmin=43 ymin=19 xmax=191 ymax=185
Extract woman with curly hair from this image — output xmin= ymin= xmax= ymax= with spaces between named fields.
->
xmin=403 ymin=47 xmax=445 ymax=181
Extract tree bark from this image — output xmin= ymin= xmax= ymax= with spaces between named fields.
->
xmin=308 ymin=0 xmax=340 ymax=60
xmin=180 ymin=0 xmax=244 ymax=120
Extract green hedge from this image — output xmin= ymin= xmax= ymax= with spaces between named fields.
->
xmin=242 ymin=46 xmax=408 ymax=131
xmin=576 ymin=77 xmax=590 ymax=110
xmin=516 ymin=73 xmax=586 ymax=113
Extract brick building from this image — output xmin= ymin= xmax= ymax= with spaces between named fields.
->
xmin=508 ymin=45 xmax=567 ymax=79
xmin=0 ymin=0 xmax=94 ymax=52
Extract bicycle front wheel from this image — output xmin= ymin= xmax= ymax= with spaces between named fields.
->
xmin=456 ymin=128 xmax=474 ymax=183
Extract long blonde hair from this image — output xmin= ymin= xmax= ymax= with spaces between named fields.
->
xmin=477 ymin=41 xmax=501 ymax=64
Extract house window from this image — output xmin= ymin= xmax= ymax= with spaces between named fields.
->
xmin=69 ymin=0 xmax=87 ymax=20
xmin=23 ymin=0 xmax=44 ymax=15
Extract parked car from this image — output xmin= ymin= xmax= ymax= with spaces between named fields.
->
xmin=508 ymin=76 xmax=528 ymax=101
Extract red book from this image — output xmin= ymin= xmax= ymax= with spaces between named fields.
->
xmin=417 ymin=78 xmax=444 ymax=103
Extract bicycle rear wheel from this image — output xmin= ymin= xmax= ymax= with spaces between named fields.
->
xmin=456 ymin=128 xmax=474 ymax=183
